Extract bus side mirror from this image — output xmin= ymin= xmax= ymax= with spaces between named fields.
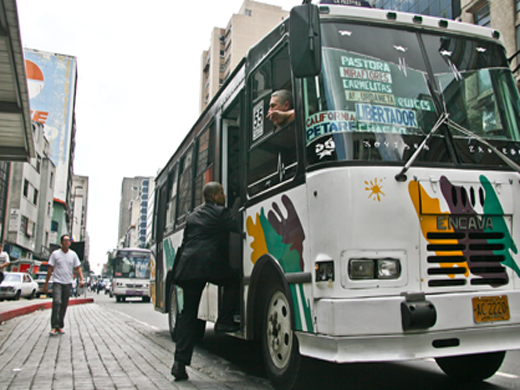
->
xmin=290 ymin=4 xmax=322 ymax=78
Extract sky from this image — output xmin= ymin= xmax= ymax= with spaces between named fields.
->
xmin=16 ymin=0 xmax=301 ymax=273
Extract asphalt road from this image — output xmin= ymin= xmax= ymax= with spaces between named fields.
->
xmin=92 ymin=291 xmax=520 ymax=390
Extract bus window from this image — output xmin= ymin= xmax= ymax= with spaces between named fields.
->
xmin=176 ymin=146 xmax=194 ymax=224
xmin=194 ymin=124 xmax=215 ymax=208
xmin=165 ymin=165 xmax=178 ymax=233
xmin=247 ymin=44 xmax=298 ymax=196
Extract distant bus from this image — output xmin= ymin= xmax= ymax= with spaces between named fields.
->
xmin=111 ymin=248 xmax=151 ymax=303
xmin=151 ymin=3 xmax=520 ymax=389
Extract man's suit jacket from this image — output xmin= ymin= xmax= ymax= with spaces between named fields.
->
xmin=174 ymin=201 xmax=240 ymax=286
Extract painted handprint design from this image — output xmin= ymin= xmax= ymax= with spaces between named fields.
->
xmin=247 ymin=195 xmax=313 ymax=332
xmin=267 ymin=195 xmax=306 ymax=271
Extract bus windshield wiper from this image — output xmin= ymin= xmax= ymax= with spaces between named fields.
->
xmin=395 ymin=112 xmax=449 ymax=182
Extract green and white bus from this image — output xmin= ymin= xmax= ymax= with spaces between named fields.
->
xmin=150 ymin=2 xmax=520 ymax=389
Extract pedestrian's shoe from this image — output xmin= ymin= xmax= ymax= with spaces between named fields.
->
xmin=57 ymin=328 xmax=65 ymax=334
xmin=171 ymin=361 xmax=188 ymax=381
xmin=49 ymin=329 xmax=58 ymax=336
xmin=215 ymin=321 xmax=240 ymax=334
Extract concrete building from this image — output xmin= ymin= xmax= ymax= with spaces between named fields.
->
xmin=6 ymin=122 xmax=56 ymax=270
xmin=460 ymin=0 xmax=520 ymax=84
xmin=199 ymin=0 xmax=289 ymax=112
xmin=373 ymin=0 xmax=461 ymax=19
xmin=117 ymin=177 xmax=153 ymax=248
xmin=71 ymin=174 xmax=89 ymax=245
xmin=24 ymin=48 xmax=79 ymax=247
xmin=145 ymin=179 xmax=155 ymax=248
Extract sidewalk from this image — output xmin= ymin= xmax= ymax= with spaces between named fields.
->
xmin=0 ymin=297 xmax=263 ymax=390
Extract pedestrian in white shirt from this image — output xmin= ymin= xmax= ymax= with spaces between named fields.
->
xmin=0 ymin=243 xmax=10 ymax=283
xmin=44 ymin=234 xmax=85 ymax=335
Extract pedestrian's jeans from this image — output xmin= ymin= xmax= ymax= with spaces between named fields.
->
xmin=51 ymin=283 xmax=72 ymax=330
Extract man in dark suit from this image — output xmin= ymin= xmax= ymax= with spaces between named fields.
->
xmin=171 ymin=182 xmax=240 ymax=381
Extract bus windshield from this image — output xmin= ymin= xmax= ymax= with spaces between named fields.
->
xmin=114 ymin=251 xmax=150 ymax=279
xmin=304 ymin=21 xmax=520 ymax=167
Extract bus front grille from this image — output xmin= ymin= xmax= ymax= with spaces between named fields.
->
xmin=425 ymin=231 xmax=508 ymax=288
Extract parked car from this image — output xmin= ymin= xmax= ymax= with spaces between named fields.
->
xmin=34 ymin=272 xmax=52 ymax=298
xmin=0 ymin=272 xmax=38 ymax=300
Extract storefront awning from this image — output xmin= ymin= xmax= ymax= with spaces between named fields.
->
xmin=0 ymin=0 xmax=34 ymax=162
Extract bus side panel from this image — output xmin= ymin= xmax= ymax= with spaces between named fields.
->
xmin=244 ymin=185 xmax=315 ymax=333
xmin=159 ymin=231 xmax=184 ymax=311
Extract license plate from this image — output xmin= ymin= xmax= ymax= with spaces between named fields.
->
xmin=126 ymin=290 xmax=143 ymax=295
xmin=472 ymin=295 xmax=510 ymax=323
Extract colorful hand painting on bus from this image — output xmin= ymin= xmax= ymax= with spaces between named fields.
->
xmin=247 ymin=195 xmax=314 ymax=332
xmin=409 ymin=175 xmax=520 ymax=282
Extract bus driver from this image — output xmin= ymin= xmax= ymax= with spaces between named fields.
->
xmin=267 ymin=89 xmax=295 ymax=129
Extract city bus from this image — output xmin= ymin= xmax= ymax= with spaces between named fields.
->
xmin=111 ymin=248 xmax=151 ymax=302
xmin=150 ymin=2 xmax=520 ymax=389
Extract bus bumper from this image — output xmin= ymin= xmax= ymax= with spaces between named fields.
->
xmin=297 ymin=291 xmax=520 ymax=363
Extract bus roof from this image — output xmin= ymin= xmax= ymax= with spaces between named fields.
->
xmin=319 ymin=4 xmax=503 ymax=43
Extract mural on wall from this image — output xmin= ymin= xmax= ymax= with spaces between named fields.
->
xmin=247 ymin=195 xmax=314 ymax=332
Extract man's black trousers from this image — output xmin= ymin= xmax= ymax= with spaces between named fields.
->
xmin=174 ymin=275 xmax=239 ymax=365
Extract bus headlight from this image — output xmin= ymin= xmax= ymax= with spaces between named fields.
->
xmin=378 ymin=259 xmax=400 ymax=279
xmin=349 ymin=259 xmax=374 ymax=279
xmin=349 ymin=258 xmax=400 ymax=280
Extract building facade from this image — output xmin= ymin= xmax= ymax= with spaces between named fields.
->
xmin=117 ymin=177 xmax=153 ymax=248
xmin=145 ymin=179 xmax=155 ymax=248
xmin=199 ymin=0 xmax=289 ymax=112
xmin=460 ymin=0 xmax=520 ymax=84
xmin=71 ymin=174 xmax=88 ymax=242
xmin=373 ymin=0 xmax=461 ymax=19
xmin=6 ymin=122 xmax=56 ymax=270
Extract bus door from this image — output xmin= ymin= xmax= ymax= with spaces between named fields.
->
xmin=223 ymin=104 xmax=244 ymax=323
xmin=223 ymin=118 xmax=243 ymax=268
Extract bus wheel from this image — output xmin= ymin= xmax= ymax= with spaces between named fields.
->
xmin=168 ymin=286 xmax=178 ymax=342
xmin=261 ymin=282 xmax=301 ymax=390
xmin=435 ymin=351 xmax=506 ymax=383
xmin=115 ymin=296 xmax=121 ymax=302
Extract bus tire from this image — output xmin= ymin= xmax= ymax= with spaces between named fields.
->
xmin=261 ymin=281 xmax=301 ymax=390
xmin=435 ymin=351 xmax=506 ymax=383
xmin=168 ymin=286 xmax=179 ymax=342
xmin=116 ymin=295 xmax=121 ymax=302
xmin=142 ymin=296 xmax=150 ymax=303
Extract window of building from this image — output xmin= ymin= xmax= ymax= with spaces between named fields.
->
xmin=20 ymin=215 xmax=27 ymax=235
xmin=475 ymin=3 xmax=490 ymax=27
xmin=50 ymin=172 xmax=54 ymax=189
xmin=33 ymin=189 xmax=38 ymax=206
xmin=51 ymin=221 xmax=59 ymax=232
xmin=36 ymin=155 xmax=41 ymax=173
xmin=517 ymin=0 xmax=520 ymax=14
xmin=23 ymin=179 xmax=29 ymax=197
xmin=244 ymin=8 xmax=252 ymax=16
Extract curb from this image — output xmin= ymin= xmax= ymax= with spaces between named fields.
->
xmin=0 ymin=298 xmax=94 ymax=323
